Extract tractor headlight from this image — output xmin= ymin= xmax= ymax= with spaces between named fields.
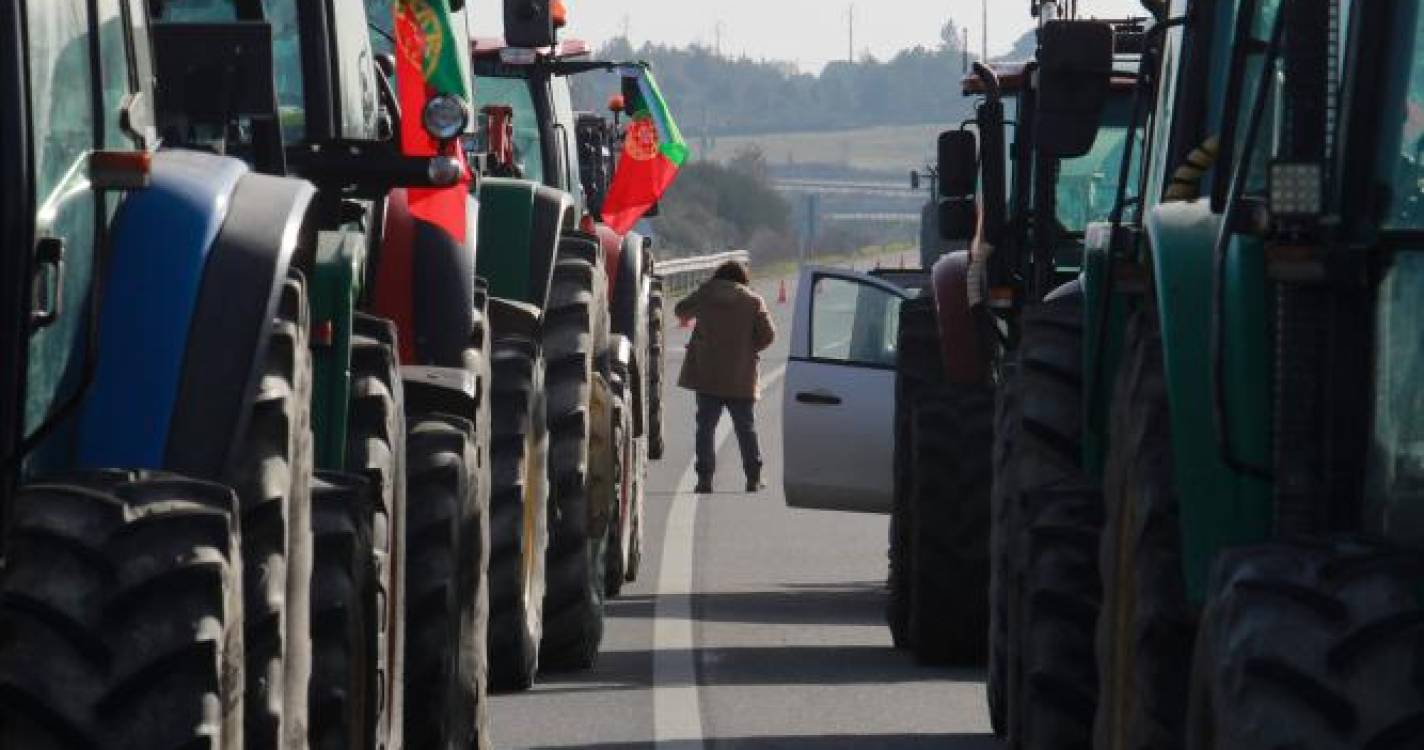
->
xmin=423 ymin=95 xmax=470 ymax=142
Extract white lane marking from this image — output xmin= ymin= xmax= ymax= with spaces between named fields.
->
xmin=653 ymin=365 xmax=788 ymax=747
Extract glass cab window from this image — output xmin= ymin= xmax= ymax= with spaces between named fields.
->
xmin=810 ymin=277 xmax=902 ymax=368
xmin=474 ymin=73 xmax=546 ymax=183
xmin=23 ymin=0 xmax=102 ymax=439
xmin=153 ymin=0 xmax=307 ymax=143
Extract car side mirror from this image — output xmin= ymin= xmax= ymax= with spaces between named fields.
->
xmin=1036 ymin=20 xmax=1114 ymax=158
xmin=937 ymin=130 xmax=978 ymax=241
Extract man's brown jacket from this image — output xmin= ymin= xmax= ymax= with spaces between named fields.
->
xmin=674 ymin=279 xmax=776 ymax=399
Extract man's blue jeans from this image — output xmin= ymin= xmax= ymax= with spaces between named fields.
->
xmin=695 ymin=393 xmax=763 ymax=479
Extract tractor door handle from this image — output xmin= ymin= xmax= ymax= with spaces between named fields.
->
xmin=796 ymin=390 xmax=842 ymax=406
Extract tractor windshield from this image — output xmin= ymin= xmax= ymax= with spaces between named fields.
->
xmin=1367 ymin=3 xmax=1424 ymax=535
xmin=151 ymin=0 xmax=306 ymax=142
xmin=474 ymin=73 xmax=546 ymax=184
xmin=1056 ymin=97 xmax=1137 ymax=234
xmin=1380 ymin=3 xmax=1424 ymax=229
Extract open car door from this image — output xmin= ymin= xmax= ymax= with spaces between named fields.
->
xmin=783 ymin=266 xmax=911 ymax=513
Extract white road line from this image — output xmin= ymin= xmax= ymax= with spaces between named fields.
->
xmin=653 ymin=364 xmax=788 ymax=747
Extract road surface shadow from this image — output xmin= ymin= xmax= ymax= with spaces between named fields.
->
xmin=605 ymin=581 xmax=891 ymax=627
xmin=529 ymin=733 xmax=1000 ymax=749
xmin=534 ymin=644 xmax=981 ymax=691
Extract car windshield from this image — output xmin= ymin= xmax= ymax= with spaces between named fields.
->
xmin=474 ymin=72 xmax=545 ymax=184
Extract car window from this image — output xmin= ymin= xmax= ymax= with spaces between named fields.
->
xmin=810 ymin=277 xmax=903 ymax=367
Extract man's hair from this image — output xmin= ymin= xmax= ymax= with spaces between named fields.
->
xmin=713 ymin=260 xmax=751 ymax=285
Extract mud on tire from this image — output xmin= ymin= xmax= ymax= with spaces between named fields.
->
xmin=0 ymin=472 xmax=245 ymax=750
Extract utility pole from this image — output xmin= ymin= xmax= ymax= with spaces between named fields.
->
xmin=847 ymin=4 xmax=855 ymax=64
xmin=715 ymin=20 xmax=724 ymax=56
xmin=982 ymin=0 xmax=989 ymax=62
xmin=963 ymin=26 xmax=970 ymax=69
xmin=621 ymin=14 xmax=631 ymax=42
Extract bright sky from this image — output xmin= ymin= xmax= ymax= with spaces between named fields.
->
xmin=470 ymin=0 xmax=1149 ymax=72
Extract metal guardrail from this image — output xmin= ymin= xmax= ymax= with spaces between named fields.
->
xmin=652 ymin=250 xmax=750 ymax=297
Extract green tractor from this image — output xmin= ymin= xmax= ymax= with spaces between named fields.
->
xmin=467 ymin=1 xmax=637 ymax=686
xmin=1076 ymin=0 xmax=1424 ymax=746
xmin=146 ymin=0 xmax=494 ymax=745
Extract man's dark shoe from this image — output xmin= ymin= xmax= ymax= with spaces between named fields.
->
xmin=746 ymin=469 xmax=765 ymax=493
xmin=695 ymin=476 xmax=714 ymax=494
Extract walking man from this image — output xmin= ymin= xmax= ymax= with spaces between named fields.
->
xmin=674 ymin=260 xmax=776 ymax=493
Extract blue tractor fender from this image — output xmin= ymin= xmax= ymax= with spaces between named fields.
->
xmin=77 ymin=150 xmax=316 ymax=478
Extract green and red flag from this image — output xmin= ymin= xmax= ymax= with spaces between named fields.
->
xmin=378 ymin=0 xmax=472 ymax=361
xmin=603 ymin=66 xmax=688 ymax=234
xmin=391 ymin=0 xmax=470 ymax=231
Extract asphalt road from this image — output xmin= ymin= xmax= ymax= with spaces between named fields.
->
xmin=490 ymin=255 xmax=998 ymax=749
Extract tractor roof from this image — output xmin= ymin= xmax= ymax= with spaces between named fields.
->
xmin=470 ymin=37 xmax=592 ymax=60
xmin=960 ymin=60 xmax=1139 ymax=95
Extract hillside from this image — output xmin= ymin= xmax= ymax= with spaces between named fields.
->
xmin=569 ymin=26 xmax=978 ymax=137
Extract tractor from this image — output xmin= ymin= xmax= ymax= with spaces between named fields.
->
xmin=886 ymin=9 xmax=1143 ymax=701
xmin=465 ymin=0 xmax=645 ymax=687
xmin=1078 ymin=0 xmax=1424 ymax=747
xmin=0 ymin=1 xmax=324 ymax=747
xmin=146 ymin=0 xmax=493 ymax=746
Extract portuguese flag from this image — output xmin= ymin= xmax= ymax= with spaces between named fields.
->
xmin=603 ymin=67 xmax=688 ymax=234
xmin=393 ymin=0 xmax=468 ymax=156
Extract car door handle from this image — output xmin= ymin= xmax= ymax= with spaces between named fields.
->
xmin=796 ymin=390 xmax=842 ymax=406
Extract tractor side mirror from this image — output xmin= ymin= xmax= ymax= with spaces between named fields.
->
xmin=644 ymin=202 xmax=661 ymax=218
xmin=937 ymin=130 xmax=978 ymax=241
xmin=1036 ymin=20 xmax=1114 ymax=158
xmin=910 ymin=170 xmax=921 ymax=191
xmin=505 ymin=0 xmax=556 ymax=49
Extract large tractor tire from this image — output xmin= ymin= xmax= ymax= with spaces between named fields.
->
xmin=889 ymin=295 xmax=945 ymax=647
xmin=1186 ymin=540 xmax=1424 ymax=749
xmin=996 ymin=288 xmax=1103 ymax=750
xmin=487 ymin=335 xmax=550 ymax=692
xmin=604 ymin=359 xmax=639 ymax=598
xmin=987 ymin=360 xmax=1019 ymax=738
xmin=308 ymin=472 xmax=378 ymax=750
xmin=1095 ymin=309 xmax=1195 ymax=750
xmin=402 ymin=415 xmax=491 ymax=750
xmin=309 ymin=315 xmax=408 ymax=748
xmin=540 ymin=248 xmax=613 ymax=671
xmin=0 ymin=472 xmax=245 ymax=749
xmin=228 ymin=271 xmax=315 ymax=750
xmin=646 ymin=275 xmax=667 ymax=460
xmin=906 ymin=384 xmax=994 ymax=666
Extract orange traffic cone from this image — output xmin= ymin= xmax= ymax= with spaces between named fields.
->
xmin=777 ymin=279 xmax=788 ymax=304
